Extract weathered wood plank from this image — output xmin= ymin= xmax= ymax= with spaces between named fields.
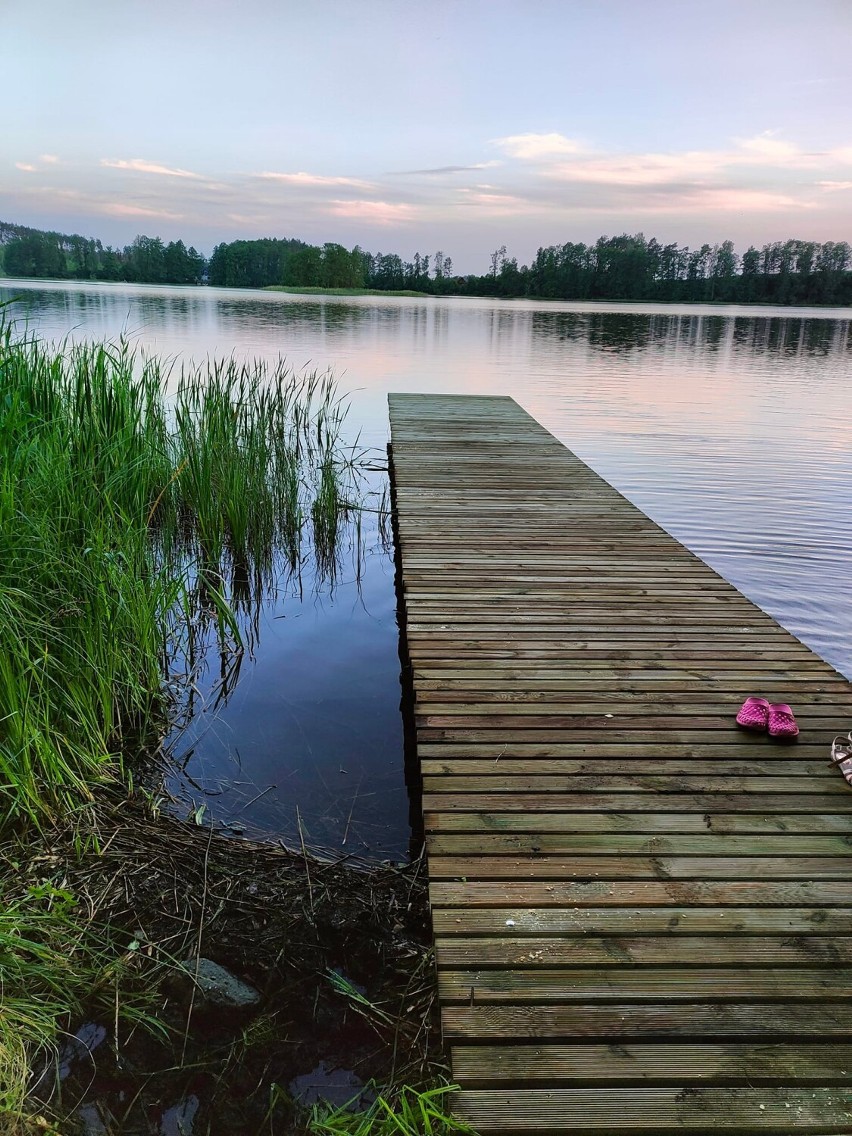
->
xmin=421 ymin=780 xmax=850 ymax=798
xmin=441 ymin=1004 xmax=852 ymax=1038
xmin=421 ymin=759 xmax=830 ymax=775
xmin=417 ymin=742 xmax=832 ymax=756
xmin=450 ymin=1042 xmax=852 ymax=1085
xmin=431 ymin=907 xmax=852 ymax=935
xmin=415 ymin=690 xmax=852 ymax=706
xmin=427 ymin=832 xmax=852 ymax=856
xmin=439 ymin=968 xmax=852 ymax=1002
xmin=418 ymin=726 xmax=843 ymax=743
xmin=451 ymin=1087 xmax=852 ymax=1132
xmin=427 ymin=855 xmax=852 ymax=880
xmin=435 ymin=936 xmax=852 ymax=968
xmin=427 ymin=813 xmax=852 ymax=835
xmin=430 ymin=880 xmax=852 ymax=907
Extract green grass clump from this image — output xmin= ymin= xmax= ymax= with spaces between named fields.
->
xmin=0 ymin=312 xmax=352 ymax=827
xmin=0 ymin=871 xmax=162 ymax=1121
xmin=307 ymin=1085 xmax=476 ymax=1135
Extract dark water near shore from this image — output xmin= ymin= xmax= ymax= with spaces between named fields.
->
xmin=4 ymin=279 xmax=852 ymax=857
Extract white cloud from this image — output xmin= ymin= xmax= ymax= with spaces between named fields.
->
xmin=458 ymin=190 xmax=534 ymax=217
xmin=15 ymin=155 xmax=60 ymax=172
xmin=657 ymin=187 xmax=812 ymax=213
xmin=255 ymin=170 xmax=374 ymax=189
xmin=494 ymin=132 xmax=583 ymax=160
xmin=326 ymin=199 xmax=416 ymax=224
xmin=544 ymin=152 xmax=721 ymax=186
xmin=734 ymin=131 xmax=803 ymax=161
xmin=394 ymin=161 xmax=501 ymax=176
xmin=484 ymin=131 xmax=852 ymax=223
xmin=103 ymin=202 xmax=184 ymax=220
xmin=101 ymin=158 xmax=203 ymax=179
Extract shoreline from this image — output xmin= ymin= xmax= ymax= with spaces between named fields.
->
xmin=1 ymin=279 xmax=852 ymax=320
xmin=265 ymin=284 xmax=432 ymax=298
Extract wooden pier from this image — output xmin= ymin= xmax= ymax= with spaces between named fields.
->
xmin=388 ymin=393 xmax=852 ymax=1134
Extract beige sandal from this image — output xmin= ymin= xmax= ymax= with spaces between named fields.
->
xmin=829 ymin=733 xmax=852 ymax=786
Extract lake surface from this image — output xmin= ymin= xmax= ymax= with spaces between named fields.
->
xmin=4 ymin=278 xmax=852 ymax=857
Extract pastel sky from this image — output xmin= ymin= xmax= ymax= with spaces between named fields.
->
xmin=4 ymin=0 xmax=852 ymax=272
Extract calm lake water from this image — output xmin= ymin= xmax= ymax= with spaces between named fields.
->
xmin=4 ymin=278 xmax=852 ymax=857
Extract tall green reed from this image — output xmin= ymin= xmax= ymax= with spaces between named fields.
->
xmin=0 ymin=314 xmax=353 ymax=827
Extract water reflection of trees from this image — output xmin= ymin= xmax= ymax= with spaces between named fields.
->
xmin=9 ymin=282 xmax=851 ymax=368
xmin=731 ymin=316 xmax=850 ymax=357
xmin=528 ymin=309 xmax=851 ymax=360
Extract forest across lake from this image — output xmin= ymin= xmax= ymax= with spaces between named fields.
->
xmin=3 ymin=218 xmax=852 ymax=305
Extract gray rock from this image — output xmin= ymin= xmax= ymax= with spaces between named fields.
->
xmin=289 ymin=1062 xmax=374 ymax=1110
xmin=160 ymin=1094 xmax=200 ymax=1136
xmin=178 ymin=958 xmax=260 ymax=1008
xmin=76 ymin=1104 xmax=108 ymax=1136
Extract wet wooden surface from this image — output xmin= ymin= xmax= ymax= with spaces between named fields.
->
xmin=388 ymin=393 xmax=852 ymax=1133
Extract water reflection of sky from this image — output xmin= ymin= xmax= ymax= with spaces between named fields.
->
xmin=4 ymin=280 xmax=852 ymax=854
xmin=161 ymin=506 xmax=407 ymax=858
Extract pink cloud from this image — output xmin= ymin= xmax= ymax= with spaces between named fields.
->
xmin=103 ymin=202 xmax=184 ymax=220
xmin=500 ymin=131 xmax=852 ymax=195
xmin=545 ymin=152 xmax=721 ymax=186
xmin=458 ymin=190 xmax=533 ymax=217
xmin=15 ymin=162 xmax=37 ymax=172
xmin=665 ymin=187 xmax=812 ymax=212
xmin=326 ymin=199 xmax=416 ymax=224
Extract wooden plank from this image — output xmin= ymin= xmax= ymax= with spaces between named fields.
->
xmin=427 ymin=812 xmax=852 ymax=834
xmin=418 ymin=677 xmax=852 ymax=686
xmin=424 ymin=763 xmax=836 ymax=781
xmin=423 ymin=790 xmax=852 ymax=810
xmin=389 ymin=393 xmax=852 ymax=1133
xmin=427 ymin=833 xmax=852 ymax=856
xmin=452 ymin=1087 xmax=852 ymax=1132
xmin=417 ymin=742 xmax=832 ymax=756
xmin=450 ymin=1042 xmax=852 ymax=1085
xmin=435 ymin=936 xmax=852 ymax=968
xmin=439 ymin=968 xmax=852 ymax=1002
xmin=441 ymin=1004 xmax=852 ymax=1038
xmin=417 ymin=727 xmax=843 ymax=743
xmin=428 ymin=855 xmax=852 ymax=880
xmin=430 ymin=880 xmax=852 ymax=907
xmin=422 ymin=779 xmax=849 ymax=797
xmin=416 ymin=714 xmax=843 ymax=732
xmin=415 ymin=688 xmax=851 ymax=705
xmin=431 ymin=907 xmax=852 ymax=935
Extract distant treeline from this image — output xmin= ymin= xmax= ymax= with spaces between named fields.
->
xmin=0 ymin=221 xmax=205 ymax=284
xmin=2 ymin=219 xmax=851 ymax=305
xmin=207 ymin=239 xmax=455 ymax=292
xmin=472 ymin=236 xmax=852 ymax=306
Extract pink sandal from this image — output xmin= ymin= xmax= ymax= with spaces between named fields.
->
xmin=736 ymin=696 xmax=769 ymax=731
xmin=829 ymin=734 xmax=852 ymax=786
xmin=768 ymin=703 xmax=799 ymax=740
